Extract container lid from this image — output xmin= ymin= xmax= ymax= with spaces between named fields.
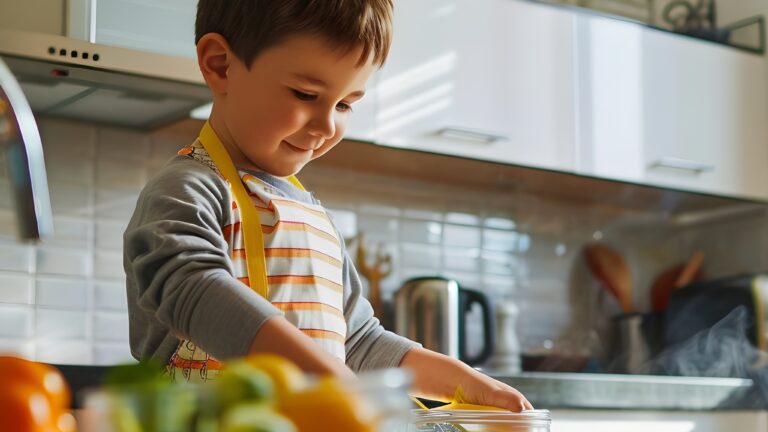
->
xmin=411 ymin=409 xmax=551 ymax=428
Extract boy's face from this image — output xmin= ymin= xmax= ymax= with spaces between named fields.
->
xmin=209 ymin=34 xmax=377 ymax=177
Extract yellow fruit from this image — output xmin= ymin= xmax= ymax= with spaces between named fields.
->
xmin=434 ymin=402 xmax=505 ymax=411
xmin=215 ymin=361 xmax=275 ymax=411
xmin=221 ymin=403 xmax=296 ymax=432
xmin=243 ymin=354 xmax=307 ymax=399
xmin=277 ymin=377 xmax=376 ymax=432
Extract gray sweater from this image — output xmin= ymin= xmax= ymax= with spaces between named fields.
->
xmin=123 ymin=154 xmax=418 ymax=372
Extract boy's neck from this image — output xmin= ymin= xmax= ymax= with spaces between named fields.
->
xmin=207 ymin=110 xmax=264 ymax=173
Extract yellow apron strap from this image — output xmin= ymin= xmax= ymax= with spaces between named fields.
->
xmin=286 ymin=175 xmax=305 ymax=191
xmin=198 ymin=122 xmax=307 ymax=297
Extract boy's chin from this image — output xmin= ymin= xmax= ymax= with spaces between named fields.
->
xmin=267 ymin=163 xmax=304 ymax=178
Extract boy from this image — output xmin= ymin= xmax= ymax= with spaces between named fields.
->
xmin=124 ymin=0 xmax=532 ymax=411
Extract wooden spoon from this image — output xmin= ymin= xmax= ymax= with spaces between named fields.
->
xmin=649 ymin=251 xmax=705 ymax=312
xmin=674 ymin=251 xmax=704 ymax=289
xmin=583 ymin=243 xmax=634 ymax=313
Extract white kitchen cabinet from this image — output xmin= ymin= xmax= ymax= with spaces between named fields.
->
xmin=0 ymin=0 xmax=65 ymax=35
xmin=576 ymin=13 xmax=768 ymax=200
xmin=375 ymin=0 xmax=577 ymax=171
xmin=68 ymin=0 xmax=197 ymax=58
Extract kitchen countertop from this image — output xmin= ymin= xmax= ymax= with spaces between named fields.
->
xmin=485 ymin=370 xmax=758 ymax=411
xmin=56 ymin=364 xmax=762 ymax=411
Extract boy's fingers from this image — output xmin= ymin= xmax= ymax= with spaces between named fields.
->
xmin=523 ymin=399 xmax=534 ymax=411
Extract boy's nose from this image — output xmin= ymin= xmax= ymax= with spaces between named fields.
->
xmin=306 ymin=110 xmax=336 ymax=140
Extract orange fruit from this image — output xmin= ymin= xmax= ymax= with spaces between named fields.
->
xmin=0 ymin=383 xmax=59 ymax=432
xmin=277 ymin=377 xmax=377 ymax=432
xmin=0 ymin=356 xmax=71 ymax=410
xmin=243 ymin=354 xmax=307 ymax=399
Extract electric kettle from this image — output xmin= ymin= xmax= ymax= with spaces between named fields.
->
xmin=394 ymin=277 xmax=495 ymax=366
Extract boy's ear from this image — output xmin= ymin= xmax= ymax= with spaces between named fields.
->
xmin=197 ymin=33 xmax=233 ymax=95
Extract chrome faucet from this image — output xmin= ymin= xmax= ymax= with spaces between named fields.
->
xmin=0 ymin=57 xmax=53 ymax=240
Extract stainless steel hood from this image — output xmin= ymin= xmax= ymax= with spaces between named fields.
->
xmin=0 ymin=28 xmax=211 ymax=130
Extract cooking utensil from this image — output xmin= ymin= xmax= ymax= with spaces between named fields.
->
xmin=650 ymin=251 xmax=705 ymax=312
xmin=356 ymin=233 xmax=392 ymax=320
xmin=675 ymin=250 xmax=705 ymax=288
xmin=583 ymin=243 xmax=635 ymax=313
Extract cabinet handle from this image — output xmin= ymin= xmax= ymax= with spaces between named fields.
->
xmin=436 ymin=127 xmax=508 ymax=144
xmin=649 ymin=157 xmax=714 ymax=174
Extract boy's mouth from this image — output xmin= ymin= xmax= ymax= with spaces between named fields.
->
xmin=283 ymin=140 xmax=312 ymax=154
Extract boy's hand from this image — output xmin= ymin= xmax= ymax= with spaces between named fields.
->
xmin=400 ymin=347 xmax=532 ymax=412
xmin=455 ymin=367 xmax=533 ymax=412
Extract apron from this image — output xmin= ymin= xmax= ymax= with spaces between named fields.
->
xmin=167 ymin=122 xmax=346 ymax=382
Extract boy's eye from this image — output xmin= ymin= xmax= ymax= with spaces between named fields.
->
xmin=336 ymin=102 xmax=353 ymax=113
xmin=292 ymin=89 xmax=317 ymax=101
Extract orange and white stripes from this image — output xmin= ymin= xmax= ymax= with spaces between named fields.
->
xmin=177 ymin=142 xmax=347 ymax=362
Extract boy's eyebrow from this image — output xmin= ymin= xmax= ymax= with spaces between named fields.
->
xmin=292 ymin=74 xmax=366 ymax=98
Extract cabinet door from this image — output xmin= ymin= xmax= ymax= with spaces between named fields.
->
xmin=376 ymin=0 xmax=577 ymax=171
xmin=68 ymin=0 xmax=197 ymax=58
xmin=576 ymin=14 xmax=768 ymax=200
xmin=0 ymin=0 xmax=64 ymax=35
xmin=641 ymin=28 xmax=768 ymax=200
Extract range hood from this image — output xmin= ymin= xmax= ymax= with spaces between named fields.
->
xmin=0 ymin=28 xmax=211 ymax=130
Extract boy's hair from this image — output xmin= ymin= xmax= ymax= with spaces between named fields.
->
xmin=196 ymin=0 xmax=393 ymax=67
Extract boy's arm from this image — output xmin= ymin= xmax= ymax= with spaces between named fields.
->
xmin=400 ymin=347 xmax=533 ymax=412
xmin=125 ymin=161 xmax=283 ymax=361
xmin=248 ymin=316 xmax=355 ymax=380
xmin=340 ymin=248 xmax=421 ymax=373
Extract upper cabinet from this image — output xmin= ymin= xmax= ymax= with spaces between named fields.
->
xmin=373 ymin=0 xmax=578 ymax=171
xmin=0 ymin=0 xmax=65 ymax=35
xmin=575 ymin=13 xmax=768 ymax=200
xmin=66 ymin=0 xmax=197 ymax=58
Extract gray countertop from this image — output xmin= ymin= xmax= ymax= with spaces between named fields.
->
xmin=484 ymin=371 xmax=757 ymax=411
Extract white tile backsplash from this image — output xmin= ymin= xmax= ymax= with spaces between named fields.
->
xmin=400 ymin=219 xmax=442 ymax=244
xmin=95 ymin=187 xmax=141 ymax=220
xmin=96 ymin=160 xmax=146 ymax=189
xmin=94 ymin=343 xmax=134 ymax=365
xmin=0 ymin=242 xmax=34 ymax=273
xmin=49 ymin=182 xmax=94 ymax=217
xmin=40 ymin=118 xmax=96 ymax=160
xmin=0 ymin=305 xmax=34 ymax=337
xmin=93 ymin=312 xmax=129 ymax=342
xmin=94 ymin=251 xmax=125 ymax=280
xmin=36 ymin=246 xmax=92 ymax=277
xmin=96 ymin=219 xmax=128 ymax=250
xmin=41 ymin=217 xmax=92 ymax=247
xmin=0 ymin=338 xmax=35 ymax=358
xmin=36 ymin=278 xmax=89 ymax=309
xmin=36 ymin=308 xmax=89 ymax=340
xmin=0 ymin=274 xmax=34 ymax=304
xmin=443 ymin=224 xmax=481 ymax=248
xmin=2 ymin=116 xmax=766 ymax=365
xmin=36 ymin=340 xmax=93 ymax=364
xmin=96 ymin=127 xmax=150 ymax=163
xmin=401 ymin=243 xmax=442 ymax=270
xmin=94 ymin=280 xmax=128 ymax=311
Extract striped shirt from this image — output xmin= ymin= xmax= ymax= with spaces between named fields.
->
xmin=168 ymin=142 xmax=346 ymax=379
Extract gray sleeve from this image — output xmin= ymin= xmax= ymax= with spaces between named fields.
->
xmin=341 ymin=243 xmax=420 ymax=373
xmin=124 ymin=158 xmax=282 ymax=361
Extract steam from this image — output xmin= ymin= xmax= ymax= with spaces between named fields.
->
xmin=645 ymin=306 xmax=768 ymax=408
xmin=651 ymin=306 xmax=761 ymax=378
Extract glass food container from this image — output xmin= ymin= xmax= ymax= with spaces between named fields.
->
xmin=408 ymin=409 xmax=551 ymax=432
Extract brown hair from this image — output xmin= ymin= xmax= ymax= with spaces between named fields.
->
xmin=195 ymin=0 xmax=393 ymax=67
